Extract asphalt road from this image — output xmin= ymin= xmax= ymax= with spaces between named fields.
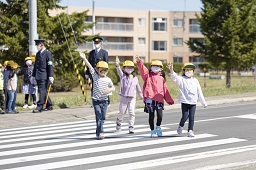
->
xmin=0 ymin=102 xmax=256 ymax=170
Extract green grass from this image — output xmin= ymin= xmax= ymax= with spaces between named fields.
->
xmin=15 ymin=73 xmax=256 ymax=111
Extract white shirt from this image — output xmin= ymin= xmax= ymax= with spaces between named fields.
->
xmin=170 ymin=72 xmax=207 ymax=106
xmin=7 ymin=73 xmax=18 ymax=91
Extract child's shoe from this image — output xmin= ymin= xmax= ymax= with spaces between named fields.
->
xmin=28 ymin=104 xmax=37 ymax=109
xmin=129 ymin=126 xmax=134 ymax=134
xmin=187 ymin=130 xmax=195 ymax=137
xmin=23 ymin=104 xmax=28 ymax=109
xmin=116 ymin=123 xmax=121 ymax=131
xmin=156 ymin=126 xmax=162 ymax=137
xmin=97 ymin=133 xmax=105 ymax=140
xmin=177 ymin=125 xmax=183 ymax=135
xmin=151 ymin=130 xmax=158 ymax=138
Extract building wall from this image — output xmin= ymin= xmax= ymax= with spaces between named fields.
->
xmin=49 ymin=7 xmax=204 ymax=64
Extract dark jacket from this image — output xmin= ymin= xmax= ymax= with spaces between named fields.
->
xmin=85 ymin=48 xmax=108 ymax=76
xmin=17 ymin=64 xmax=34 ymax=84
xmin=32 ymin=49 xmax=54 ymax=80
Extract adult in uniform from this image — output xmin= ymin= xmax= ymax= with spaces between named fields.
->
xmin=31 ymin=39 xmax=54 ymax=113
xmin=85 ymin=36 xmax=109 ymax=103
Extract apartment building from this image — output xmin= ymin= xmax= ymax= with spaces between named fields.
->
xmin=50 ymin=7 xmax=204 ymax=65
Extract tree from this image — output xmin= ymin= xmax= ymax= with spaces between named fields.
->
xmin=0 ymin=0 xmax=94 ymax=91
xmin=187 ymin=0 xmax=256 ymax=88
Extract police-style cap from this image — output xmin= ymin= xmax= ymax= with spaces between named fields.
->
xmin=34 ymin=39 xmax=45 ymax=45
xmin=93 ymin=36 xmax=103 ymax=43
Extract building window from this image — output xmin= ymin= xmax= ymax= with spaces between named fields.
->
xmin=140 ymin=56 xmax=146 ymax=62
xmin=173 ymin=19 xmax=183 ymax=27
xmin=152 ymin=41 xmax=167 ymax=51
xmin=173 ymin=56 xmax=183 ymax=63
xmin=138 ymin=18 xmax=146 ymax=26
xmin=189 ymin=19 xmax=201 ymax=33
xmin=152 ymin=18 xmax=167 ymax=31
xmin=138 ymin=37 xmax=146 ymax=45
xmin=173 ymin=38 xmax=183 ymax=46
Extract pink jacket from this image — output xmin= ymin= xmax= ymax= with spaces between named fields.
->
xmin=137 ymin=60 xmax=174 ymax=105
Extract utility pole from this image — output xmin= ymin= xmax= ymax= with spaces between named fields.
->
xmin=29 ymin=0 xmax=38 ymax=56
xmin=92 ymin=0 xmax=95 ymax=49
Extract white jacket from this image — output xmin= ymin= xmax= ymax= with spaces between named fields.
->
xmin=170 ymin=72 xmax=207 ymax=107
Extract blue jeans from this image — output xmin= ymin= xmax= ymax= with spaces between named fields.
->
xmin=180 ymin=103 xmax=196 ymax=131
xmin=92 ymin=100 xmax=108 ymax=136
xmin=7 ymin=90 xmax=17 ymax=112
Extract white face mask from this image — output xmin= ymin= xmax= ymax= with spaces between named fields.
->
xmin=124 ymin=68 xmax=134 ymax=74
xmin=26 ymin=60 xmax=32 ymax=66
xmin=185 ymin=71 xmax=193 ymax=77
xmin=95 ymin=44 xmax=101 ymax=49
xmin=36 ymin=45 xmax=41 ymax=51
xmin=151 ymin=66 xmax=161 ymax=73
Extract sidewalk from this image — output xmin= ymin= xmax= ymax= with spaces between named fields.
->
xmin=0 ymin=93 xmax=256 ymax=129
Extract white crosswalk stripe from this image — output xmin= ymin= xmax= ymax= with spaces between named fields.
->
xmin=0 ymin=120 xmax=249 ymax=170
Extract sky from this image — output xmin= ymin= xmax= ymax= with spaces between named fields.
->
xmin=58 ymin=0 xmax=203 ymax=12
xmin=0 ymin=0 xmax=203 ymax=11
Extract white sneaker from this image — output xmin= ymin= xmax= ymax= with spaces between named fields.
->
xmin=177 ymin=125 xmax=183 ymax=135
xmin=116 ymin=123 xmax=121 ymax=131
xmin=129 ymin=126 xmax=134 ymax=134
xmin=22 ymin=104 xmax=28 ymax=109
xmin=28 ymin=104 xmax=37 ymax=109
xmin=188 ymin=130 xmax=195 ymax=137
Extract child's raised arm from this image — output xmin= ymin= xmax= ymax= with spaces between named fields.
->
xmin=79 ymin=52 xmax=93 ymax=70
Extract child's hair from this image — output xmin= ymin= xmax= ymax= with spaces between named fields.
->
xmin=160 ymin=70 xmax=166 ymax=82
xmin=9 ymin=69 xmax=16 ymax=79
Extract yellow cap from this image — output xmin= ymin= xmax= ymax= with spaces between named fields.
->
xmin=7 ymin=60 xmax=15 ymax=66
xmin=122 ymin=60 xmax=135 ymax=67
xmin=151 ymin=60 xmax=163 ymax=68
xmin=4 ymin=60 xmax=9 ymax=67
xmin=182 ymin=62 xmax=196 ymax=70
xmin=11 ymin=62 xmax=19 ymax=69
xmin=96 ymin=61 xmax=108 ymax=69
xmin=0 ymin=63 xmax=2 ymax=68
xmin=25 ymin=57 xmax=32 ymax=61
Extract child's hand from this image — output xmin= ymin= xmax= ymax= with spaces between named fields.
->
xmin=116 ymin=56 xmax=120 ymax=67
xmin=135 ymin=55 xmax=141 ymax=62
xmin=79 ymin=52 xmax=86 ymax=60
xmin=103 ymin=88 xmax=112 ymax=94
xmin=167 ymin=63 xmax=173 ymax=70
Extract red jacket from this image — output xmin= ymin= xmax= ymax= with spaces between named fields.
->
xmin=137 ymin=60 xmax=174 ymax=105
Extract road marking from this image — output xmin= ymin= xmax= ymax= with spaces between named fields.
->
xmin=91 ymin=144 xmax=256 ymax=170
xmin=235 ymin=114 xmax=256 ymax=120
xmin=3 ymin=138 xmax=245 ymax=170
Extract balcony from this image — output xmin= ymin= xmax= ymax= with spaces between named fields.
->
xmin=77 ymin=42 xmax=133 ymax=51
xmin=85 ymin=22 xmax=133 ymax=31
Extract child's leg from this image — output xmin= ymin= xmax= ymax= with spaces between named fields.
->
xmin=7 ymin=90 xmax=14 ymax=112
xmin=0 ymin=90 xmax=4 ymax=111
xmin=116 ymin=97 xmax=128 ymax=127
xmin=24 ymin=94 xmax=29 ymax=104
xmin=188 ymin=104 xmax=196 ymax=131
xmin=156 ymin=108 xmax=163 ymax=126
xmin=128 ymin=98 xmax=136 ymax=128
xmin=149 ymin=112 xmax=155 ymax=130
xmin=32 ymin=94 xmax=37 ymax=104
xmin=12 ymin=91 xmax=17 ymax=112
xmin=180 ymin=103 xmax=190 ymax=127
xmin=93 ymin=100 xmax=108 ymax=137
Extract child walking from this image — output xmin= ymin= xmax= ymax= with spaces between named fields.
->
xmin=135 ymin=55 xmax=174 ymax=138
xmin=79 ymin=52 xmax=115 ymax=140
xmin=168 ymin=62 xmax=207 ymax=137
xmin=115 ymin=56 xmax=143 ymax=134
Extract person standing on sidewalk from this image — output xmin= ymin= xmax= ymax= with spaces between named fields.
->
xmin=80 ymin=51 xmax=115 ymax=140
xmin=7 ymin=62 xmax=19 ymax=114
xmin=31 ymin=39 xmax=54 ymax=113
xmin=115 ymin=56 xmax=143 ymax=134
xmin=0 ymin=63 xmax=5 ymax=114
xmin=17 ymin=57 xmax=37 ymax=109
xmin=135 ymin=55 xmax=174 ymax=138
xmin=167 ymin=62 xmax=207 ymax=137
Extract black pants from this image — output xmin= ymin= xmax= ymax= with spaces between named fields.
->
xmin=180 ymin=103 xmax=196 ymax=131
xmin=4 ymin=89 xmax=9 ymax=111
xmin=24 ymin=94 xmax=36 ymax=105
xmin=149 ymin=109 xmax=163 ymax=130
xmin=36 ymin=80 xmax=52 ymax=110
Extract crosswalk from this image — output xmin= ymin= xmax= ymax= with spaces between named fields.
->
xmin=0 ymin=119 xmax=252 ymax=170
